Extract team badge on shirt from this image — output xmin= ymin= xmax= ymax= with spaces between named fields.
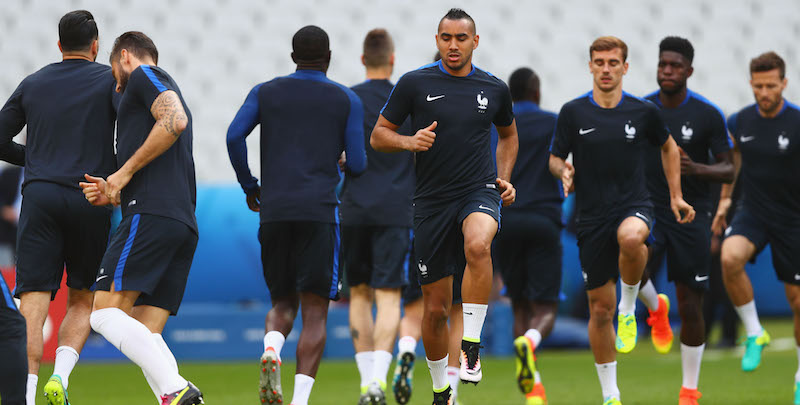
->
xmin=681 ymin=122 xmax=693 ymax=141
xmin=779 ymin=132 xmax=790 ymax=152
xmin=477 ymin=91 xmax=488 ymax=112
xmin=624 ymin=121 xmax=636 ymax=141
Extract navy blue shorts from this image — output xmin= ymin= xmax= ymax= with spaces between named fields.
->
xmin=725 ymin=206 xmax=800 ymax=285
xmin=493 ymin=209 xmax=562 ymax=302
xmin=402 ymin=240 xmax=462 ymax=305
xmin=413 ymin=186 xmax=501 ymax=286
xmin=0 ymin=306 xmax=26 ymax=405
xmin=96 ymin=214 xmax=198 ymax=315
xmin=576 ymin=206 xmax=653 ymax=290
xmin=648 ymin=207 xmax=712 ymax=290
xmin=260 ymin=221 xmax=342 ymax=301
xmin=343 ymin=226 xmax=411 ymax=289
xmin=15 ymin=182 xmax=111 ymax=299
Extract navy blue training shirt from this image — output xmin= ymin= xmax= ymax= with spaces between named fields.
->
xmin=0 ymin=274 xmax=17 ymax=312
xmin=380 ymin=61 xmax=514 ymax=202
xmin=0 ymin=59 xmax=117 ymax=188
xmin=340 ymin=79 xmax=414 ymax=227
xmin=550 ymin=91 xmax=670 ymax=226
xmin=728 ymin=101 xmax=800 ymax=222
xmin=226 ymin=69 xmax=367 ymax=224
xmin=494 ymin=101 xmax=562 ymax=221
xmin=644 ymin=90 xmax=732 ymax=214
xmin=116 ymin=65 xmax=197 ymax=232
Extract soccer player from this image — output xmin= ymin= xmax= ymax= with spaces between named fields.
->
xmin=0 ymin=10 xmax=117 ymax=405
xmin=226 ymin=25 xmax=367 ymax=405
xmin=372 ymin=8 xmax=519 ymax=404
xmin=714 ymin=51 xmax=800 ymax=403
xmin=639 ymin=36 xmax=734 ymax=405
xmin=340 ymin=28 xmax=412 ymax=405
xmin=80 ymin=31 xmax=203 ymax=405
xmin=492 ymin=67 xmax=562 ymax=405
xmin=0 ymin=275 xmax=26 ymax=405
xmin=549 ymin=36 xmax=694 ymax=405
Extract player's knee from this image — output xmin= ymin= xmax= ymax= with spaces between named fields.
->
xmin=424 ymin=301 xmax=450 ymax=326
xmin=678 ymin=299 xmax=702 ymax=325
xmin=618 ymin=231 xmax=645 ymax=255
xmin=720 ymin=246 xmax=747 ymax=276
xmin=464 ymin=237 xmax=491 ymax=262
xmin=787 ymin=294 xmax=800 ymax=315
xmin=588 ymin=302 xmax=615 ymax=324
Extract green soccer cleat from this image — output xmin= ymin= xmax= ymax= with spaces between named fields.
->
xmin=794 ymin=381 xmax=800 ymax=405
xmin=741 ymin=329 xmax=770 ymax=372
xmin=514 ymin=335 xmax=537 ymax=394
xmin=615 ymin=313 xmax=637 ymax=353
xmin=602 ymin=396 xmax=622 ymax=405
xmin=43 ymin=375 xmax=70 ymax=405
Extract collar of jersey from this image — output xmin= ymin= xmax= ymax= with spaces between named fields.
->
xmin=586 ymin=90 xmax=627 ymax=108
xmin=756 ymin=98 xmax=789 ymax=118
xmin=513 ymin=101 xmax=540 ymax=114
xmin=437 ymin=60 xmax=475 ymax=77
xmin=649 ymin=89 xmax=692 ymax=108
xmin=290 ymin=69 xmax=328 ymax=82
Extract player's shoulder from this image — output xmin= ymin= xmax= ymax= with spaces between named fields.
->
xmin=473 ymin=66 xmax=508 ymax=88
xmin=733 ymin=103 xmax=759 ymax=120
xmin=396 ymin=62 xmax=440 ymax=83
xmin=622 ymin=91 xmax=656 ymax=109
xmin=783 ymin=100 xmax=800 ymax=117
xmin=560 ymin=91 xmax=593 ymax=112
xmin=686 ymin=90 xmax=725 ymax=118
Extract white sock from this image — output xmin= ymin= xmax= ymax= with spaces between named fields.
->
xmin=52 ymin=345 xmax=79 ymax=389
xmin=26 ymin=374 xmax=37 ymax=405
xmin=426 ymin=355 xmax=449 ymax=391
xmin=90 ymin=308 xmax=187 ymax=395
xmin=638 ymin=279 xmax=659 ymax=311
xmin=795 ymin=346 xmax=800 ymax=383
xmin=153 ymin=334 xmax=179 ymax=374
xmin=595 ymin=361 xmax=620 ymax=400
xmin=291 ymin=374 xmax=315 ymax=405
xmin=534 ymin=370 xmax=542 ymax=384
xmin=525 ymin=329 xmax=543 ymax=348
xmin=681 ymin=343 xmax=705 ymax=389
xmin=462 ymin=303 xmax=488 ymax=342
xmin=143 ymin=369 xmax=162 ymax=404
xmin=446 ymin=366 xmax=459 ymax=400
xmin=355 ymin=351 xmax=374 ymax=388
xmin=264 ymin=331 xmax=286 ymax=361
xmin=618 ymin=281 xmax=639 ymax=316
xmin=735 ymin=301 xmax=763 ymax=337
xmin=398 ymin=336 xmax=417 ymax=355
xmin=372 ymin=350 xmax=393 ymax=386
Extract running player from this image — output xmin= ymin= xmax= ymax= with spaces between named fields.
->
xmin=0 ymin=274 xmax=26 ymax=405
xmin=0 ymin=10 xmax=117 ymax=405
xmin=714 ymin=51 xmax=800 ymax=404
xmin=80 ymin=31 xmax=203 ymax=405
xmin=341 ymin=28 xmax=412 ymax=405
xmin=639 ymin=36 xmax=734 ymax=405
xmin=372 ymin=9 xmax=518 ymax=404
xmin=549 ymin=36 xmax=694 ymax=405
xmin=226 ymin=25 xmax=366 ymax=405
xmin=493 ymin=67 xmax=562 ymax=405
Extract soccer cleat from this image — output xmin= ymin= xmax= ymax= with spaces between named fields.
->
xmin=679 ymin=387 xmax=702 ymax=405
xmin=259 ymin=348 xmax=283 ymax=404
xmin=647 ymin=294 xmax=673 ymax=354
xmin=392 ymin=351 xmax=415 ymax=404
xmin=459 ymin=339 xmax=483 ymax=384
xmin=431 ymin=386 xmax=452 ymax=405
xmin=741 ymin=329 xmax=770 ymax=372
xmin=602 ymin=396 xmax=621 ymax=405
xmin=161 ymin=383 xmax=204 ymax=405
xmin=615 ymin=313 xmax=637 ymax=353
xmin=794 ymin=381 xmax=800 ymax=405
xmin=358 ymin=385 xmax=371 ymax=405
xmin=43 ymin=375 xmax=70 ymax=405
xmin=514 ymin=335 xmax=537 ymax=394
xmin=366 ymin=381 xmax=387 ymax=405
xmin=525 ymin=382 xmax=547 ymax=405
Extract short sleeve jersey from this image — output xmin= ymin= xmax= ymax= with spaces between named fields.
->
xmin=381 ymin=61 xmax=514 ymax=202
xmin=728 ymin=101 xmax=800 ymax=222
xmin=644 ymin=90 xmax=731 ymax=213
xmin=116 ymin=65 xmax=197 ymax=232
xmin=550 ymin=91 xmax=670 ymax=225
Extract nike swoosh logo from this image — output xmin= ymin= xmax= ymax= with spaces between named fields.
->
xmin=579 ymin=127 xmax=596 ymax=135
xmin=635 ymin=212 xmax=649 ymax=222
xmin=96 ymin=275 xmax=109 ymax=282
xmin=694 ymin=275 xmax=709 ymax=282
xmin=426 ymin=95 xmax=445 ymax=102
xmin=795 ymin=274 xmax=800 ymax=281
xmin=740 ymin=136 xmax=755 ymax=142
xmin=478 ymin=205 xmax=495 ymax=212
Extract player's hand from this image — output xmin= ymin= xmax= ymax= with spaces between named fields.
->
xmin=406 ymin=121 xmax=437 ymax=152
xmin=711 ymin=197 xmax=732 ymax=236
xmin=496 ymin=178 xmax=516 ymax=207
xmin=338 ymin=152 xmax=346 ymax=171
xmin=678 ymin=147 xmax=695 ymax=175
xmin=105 ymin=170 xmax=132 ymax=207
xmin=80 ymin=174 xmax=112 ymax=206
xmin=560 ymin=161 xmax=575 ymax=198
xmin=671 ymin=196 xmax=696 ymax=224
xmin=246 ymin=188 xmax=261 ymax=212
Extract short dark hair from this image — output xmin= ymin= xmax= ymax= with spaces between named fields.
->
xmin=509 ymin=67 xmax=540 ymax=102
xmin=750 ymin=51 xmax=785 ymax=79
xmin=110 ymin=31 xmax=159 ymax=64
xmin=292 ymin=25 xmax=330 ymax=61
xmin=439 ymin=8 xmax=476 ymax=34
xmin=590 ymin=36 xmax=628 ymax=62
xmin=363 ymin=28 xmax=393 ymax=68
xmin=58 ymin=10 xmax=98 ymax=52
xmin=659 ymin=36 xmax=694 ymax=63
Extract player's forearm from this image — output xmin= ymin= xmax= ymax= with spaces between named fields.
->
xmin=370 ymin=125 xmax=408 ymax=152
xmin=0 ymin=140 xmax=24 ymax=166
xmin=495 ymin=132 xmax=518 ymax=181
xmin=118 ymin=119 xmax=185 ymax=178
xmin=548 ymin=154 xmax=566 ymax=178
xmin=661 ymin=141 xmax=683 ymax=200
xmin=688 ymin=161 xmax=735 ymax=183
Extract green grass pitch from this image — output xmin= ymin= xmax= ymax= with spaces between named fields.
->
xmin=22 ymin=320 xmax=798 ymax=404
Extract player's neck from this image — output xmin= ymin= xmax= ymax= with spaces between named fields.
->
xmin=759 ymin=98 xmax=785 ymax=119
xmin=441 ymin=60 xmax=473 ymax=77
xmin=658 ymin=87 xmax=687 ymax=109
xmin=62 ymin=53 xmax=93 ymax=62
xmin=592 ymin=87 xmax=623 ymax=109
xmin=365 ymin=66 xmax=392 ymax=80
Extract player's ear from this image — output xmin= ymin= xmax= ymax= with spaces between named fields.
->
xmin=623 ymin=61 xmax=629 ymax=75
xmin=91 ymin=40 xmax=99 ymax=59
xmin=687 ymin=66 xmax=694 ymax=79
xmin=360 ymin=54 xmax=366 ymax=67
xmin=290 ymin=52 xmax=297 ymax=64
xmin=57 ymin=40 xmax=63 ymax=53
xmin=473 ymin=34 xmax=479 ymax=49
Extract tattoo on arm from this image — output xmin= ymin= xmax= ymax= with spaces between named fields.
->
xmin=150 ymin=90 xmax=188 ymax=138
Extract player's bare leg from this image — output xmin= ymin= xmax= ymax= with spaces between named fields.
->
xmin=288 ymin=292 xmax=330 ymax=405
xmin=260 ymin=294 xmax=300 ymax=404
xmin=19 ymin=291 xmax=49 ymax=405
xmin=421 ymin=276 xmax=453 ymax=399
xmin=133 ymin=305 xmax=177 ymax=403
xmin=615 ymin=217 xmax=650 ymax=354
xmin=447 ymin=303 xmax=463 ymax=402
xmin=513 ymin=299 xmax=557 ymax=400
xmin=394 ymin=299 xmax=422 ymax=404
xmin=675 ymin=282 xmax=705 ymax=402
xmin=349 ymin=283 xmax=376 ymax=398
xmin=587 ymin=281 xmax=620 ymax=401
xmin=373 ymin=288 xmax=401 ymax=389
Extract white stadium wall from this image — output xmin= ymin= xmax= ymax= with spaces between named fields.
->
xmin=1 ymin=0 xmax=798 ymax=182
